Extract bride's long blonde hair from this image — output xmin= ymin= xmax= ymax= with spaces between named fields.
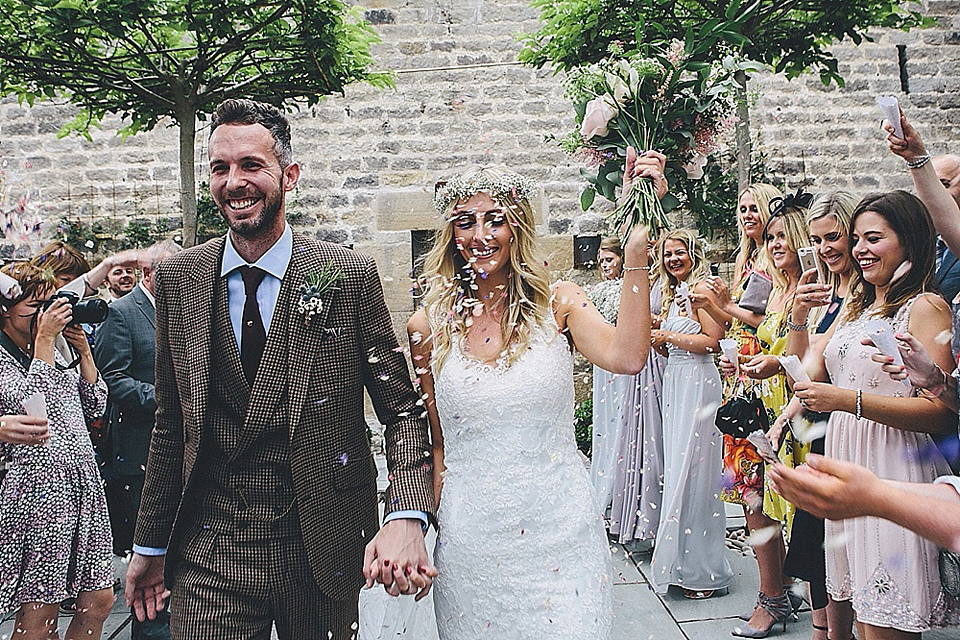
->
xmin=420 ymin=167 xmax=553 ymax=370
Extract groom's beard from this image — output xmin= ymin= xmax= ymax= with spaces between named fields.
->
xmin=218 ymin=181 xmax=284 ymax=239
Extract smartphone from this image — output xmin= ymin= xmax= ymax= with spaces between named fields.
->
xmin=797 ymin=246 xmax=821 ymax=282
xmin=710 ymin=263 xmax=720 ymax=277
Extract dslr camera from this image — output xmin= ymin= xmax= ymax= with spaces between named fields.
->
xmin=42 ymin=290 xmax=109 ymax=324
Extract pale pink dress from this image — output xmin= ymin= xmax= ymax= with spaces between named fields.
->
xmin=823 ymin=294 xmax=960 ymax=631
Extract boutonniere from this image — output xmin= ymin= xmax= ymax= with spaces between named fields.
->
xmin=298 ymin=261 xmax=342 ymax=326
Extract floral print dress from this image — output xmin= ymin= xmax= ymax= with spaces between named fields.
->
xmin=0 ymin=348 xmax=113 ymax=611
xmin=719 ymin=273 xmax=765 ymax=507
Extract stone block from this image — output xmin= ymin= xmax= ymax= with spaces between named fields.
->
xmin=539 ymin=234 xmax=573 ymax=272
xmin=376 ymin=189 xmax=437 ymax=231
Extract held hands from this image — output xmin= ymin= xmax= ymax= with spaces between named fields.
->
xmin=0 ymin=414 xmax=49 ymax=445
xmin=124 ymin=553 xmax=170 ymax=622
xmin=623 ymin=147 xmax=668 ymax=200
xmin=363 ymin=518 xmax=437 ymax=601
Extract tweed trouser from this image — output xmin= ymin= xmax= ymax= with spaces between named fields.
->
xmin=169 ymin=528 xmax=359 ymax=640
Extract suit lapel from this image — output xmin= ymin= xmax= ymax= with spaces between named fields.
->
xmin=287 ymin=236 xmax=335 ymax=438
xmin=184 ymin=238 xmax=224 ymax=445
xmin=133 ymin=286 xmax=156 ymax=329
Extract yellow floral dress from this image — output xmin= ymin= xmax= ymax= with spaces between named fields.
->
xmin=756 ymin=309 xmax=810 ymax=534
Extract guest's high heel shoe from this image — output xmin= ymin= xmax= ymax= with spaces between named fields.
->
xmin=783 ymin=583 xmax=805 ymax=621
xmin=737 ymin=592 xmax=760 ymax=621
xmin=740 ymin=585 xmax=804 ymax=621
xmin=731 ymin=592 xmax=792 ymax=638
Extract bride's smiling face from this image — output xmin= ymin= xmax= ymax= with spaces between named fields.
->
xmin=451 ymin=192 xmax=514 ymax=278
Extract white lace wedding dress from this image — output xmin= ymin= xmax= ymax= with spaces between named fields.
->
xmin=432 ymin=322 xmax=613 ymax=640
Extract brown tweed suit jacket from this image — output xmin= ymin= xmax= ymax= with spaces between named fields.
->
xmin=134 ymin=232 xmax=435 ymax=600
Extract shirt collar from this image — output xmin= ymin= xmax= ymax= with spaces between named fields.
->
xmin=138 ymin=281 xmax=155 ymax=307
xmin=220 ymin=224 xmax=292 ymax=281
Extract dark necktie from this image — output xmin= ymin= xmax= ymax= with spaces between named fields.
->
xmin=937 ymin=238 xmax=947 ymax=274
xmin=239 ymin=266 xmax=267 ymax=385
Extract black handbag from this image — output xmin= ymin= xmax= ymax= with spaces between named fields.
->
xmin=715 ymin=382 xmax=769 ymax=438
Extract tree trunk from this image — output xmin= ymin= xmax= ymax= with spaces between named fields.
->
xmin=734 ymin=69 xmax=751 ymax=193
xmin=178 ymin=112 xmax=198 ymax=247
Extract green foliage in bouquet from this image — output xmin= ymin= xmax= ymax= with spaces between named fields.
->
xmin=556 ymin=31 xmax=758 ymax=235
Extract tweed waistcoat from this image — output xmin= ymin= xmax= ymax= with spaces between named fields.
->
xmin=191 ymin=275 xmax=299 ymax=542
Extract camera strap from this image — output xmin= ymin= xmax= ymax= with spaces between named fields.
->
xmin=0 ymin=330 xmax=33 ymax=372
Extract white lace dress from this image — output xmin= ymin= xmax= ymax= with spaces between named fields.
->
xmin=432 ymin=322 xmax=613 ymax=640
xmin=824 ymin=294 xmax=960 ymax=631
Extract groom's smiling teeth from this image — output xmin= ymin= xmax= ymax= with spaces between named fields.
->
xmin=227 ymin=197 xmax=260 ymax=211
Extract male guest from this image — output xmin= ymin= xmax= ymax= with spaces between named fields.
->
xmin=94 ymin=240 xmax=180 ymax=639
xmin=125 ymin=99 xmax=435 ymax=640
xmin=931 ymin=154 xmax=960 ymax=365
xmin=103 ymin=264 xmax=138 ymax=301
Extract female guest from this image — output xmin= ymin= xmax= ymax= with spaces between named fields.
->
xmin=0 ymin=262 xmax=114 ymax=639
xmin=793 ymin=192 xmax=959 ymax=639
xmin=725 ymin=201 xmax=810 ymax=637
xmin=692 ymin=184 xmax=790 ymax=632
xmin=775 ymin=191 xmax=859 ymax=640
xmin=410 ymin=150 xmax=662 ymax=639
xmin=605 ymin=236 xmax=667 ymax=545
xmin=588 ymin=236 xmax=631 ymax=511
xmin=649 ymin=229 xmax=733 ymax=598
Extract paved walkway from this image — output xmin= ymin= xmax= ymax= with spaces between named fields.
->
xmin=5 ymin=458 xmax=960 ymax=639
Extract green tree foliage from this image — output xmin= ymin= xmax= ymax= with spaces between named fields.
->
xmin=520 ymin=0 xmax=929 ymax=197
xmin=520 ymin=0 xmax=926 ymax=84
xmin=0 ymin=0 xmax=392 ymax=245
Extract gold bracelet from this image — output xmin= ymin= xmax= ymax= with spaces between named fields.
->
xmin=623 ymin=265 xmax=651 ymax=272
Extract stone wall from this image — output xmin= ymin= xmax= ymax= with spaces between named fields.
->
xmin=2 ymin=0 xmax=960 ymax=345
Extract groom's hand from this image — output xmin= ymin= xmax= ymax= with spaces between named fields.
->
xmin=124 ymin=552 xmax=170 ymax=621
xmin=363 ymin=518 xmax=437 ymax=601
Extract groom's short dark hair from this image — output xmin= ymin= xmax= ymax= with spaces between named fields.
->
xmin=210 ymin=99 xmax=293 ymax=168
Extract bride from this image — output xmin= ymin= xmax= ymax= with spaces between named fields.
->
xmin=406 ymin=151 xmax=663 ymax=639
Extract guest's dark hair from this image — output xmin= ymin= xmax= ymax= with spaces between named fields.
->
xmin=844 ymin=190 xmax=939 ymax=321
xmin=29 ymin=241 xmax=90 ymax=278
xmin=210 ymin=99 xmax=293 ymax=168
xmin=0 ymin=262 xmax=55 ymax=327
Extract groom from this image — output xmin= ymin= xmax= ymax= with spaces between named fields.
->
xmin=125 ymin=99 xmax=436 ymax=639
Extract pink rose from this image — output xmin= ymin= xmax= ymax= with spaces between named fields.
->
xmin=579 ymin=97 xmax=617 ymax=141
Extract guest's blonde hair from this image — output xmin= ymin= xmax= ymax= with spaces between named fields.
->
xmin=656 ymin=229 xmax=708 ymax=315
xmin=420 ymin=167 xmax=553 ymax=370
xmin=735 ymin=184 xmax=781 ymax=282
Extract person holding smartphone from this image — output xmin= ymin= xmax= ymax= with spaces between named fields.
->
xmin=773 ymin=191 xmax=860 ymax=640
xmin=0 ymin=262 xmax=114 ymax=639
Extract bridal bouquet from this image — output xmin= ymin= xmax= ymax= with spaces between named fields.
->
xmin=560 ymin=40 xmax=740 ymax=235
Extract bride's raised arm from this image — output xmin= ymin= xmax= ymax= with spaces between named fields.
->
xmin=556 ymin=223 xmax=651 ymax=374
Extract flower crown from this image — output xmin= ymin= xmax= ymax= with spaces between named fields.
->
xmin=433 ymin=169 xmax=538 ymax=215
